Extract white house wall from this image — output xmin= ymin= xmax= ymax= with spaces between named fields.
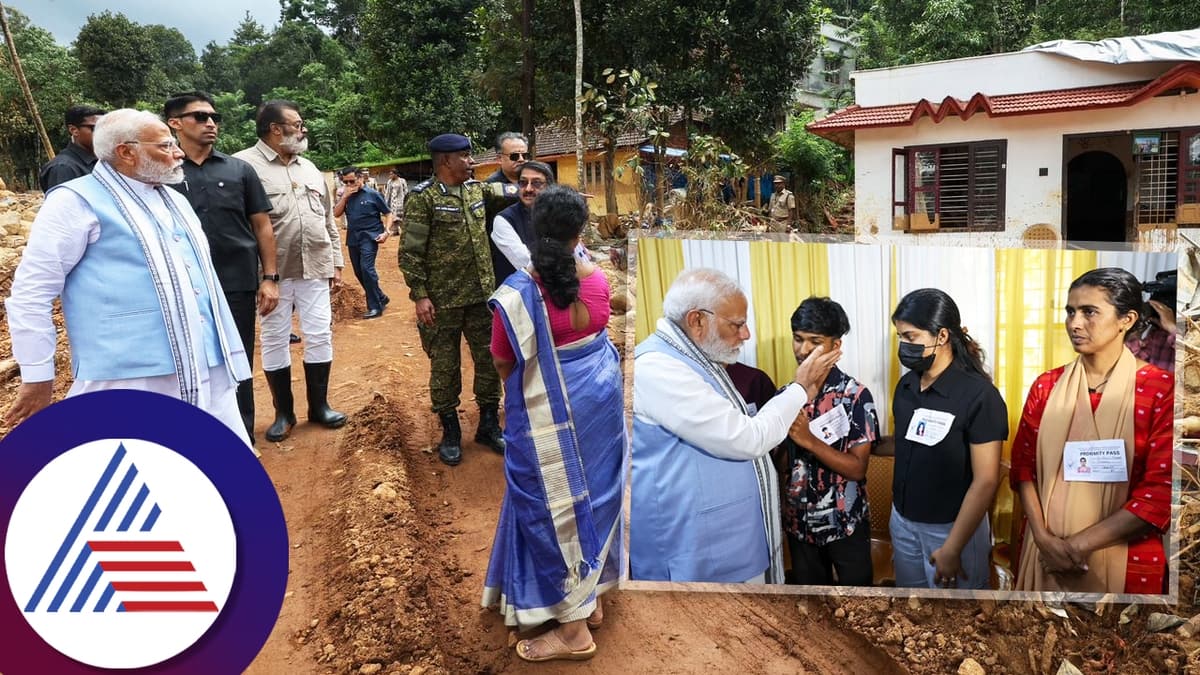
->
xmin=853 ymin=51 xmax=1180 ymax=106
xmin=854 ymin=93 xmax=1200 ymax=247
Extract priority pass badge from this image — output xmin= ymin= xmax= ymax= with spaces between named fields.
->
xmin=0 ymin=390 xmax=289 ymax=673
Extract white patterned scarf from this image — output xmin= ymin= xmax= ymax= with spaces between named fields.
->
xmin=654 ymin=317 xmax=785 ymax=584
xmin=90 ymin=161 xmax=245 ymax=404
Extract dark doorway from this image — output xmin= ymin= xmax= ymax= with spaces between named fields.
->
xmin=1066 ymin=151 xmax=1127 ymax=242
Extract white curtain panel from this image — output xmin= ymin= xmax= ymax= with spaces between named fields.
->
xmin=1095 ymin=251 xmax=1178 ymax=290
xmin=895 ymin=246 xmax=999 ymax=380
xmin=827 ymin=243 xmax=893 ymax=431
xmin=681 ymin=239 xmax=758 ymax=367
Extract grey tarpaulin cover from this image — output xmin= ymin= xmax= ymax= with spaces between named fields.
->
xmin=1023 ymin=29 xmax=1200 ymax=63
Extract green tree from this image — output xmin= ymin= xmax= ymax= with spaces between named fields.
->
xmin=143 ymin=24 xmax=199 ymax=99
xmin=580 ymin=67 xmax=659 ymax=224
xmin=281 ymin=0 xmax=366 ymax=50
xmin=774 ymin=111 xmax=852 ymax=230
xmin=199 ymin=42 xmax=239 ymax=93
xmin=0 ymin=7 xmax=88 ymax=188
xmin=238 ymin=20 xmax=349 ymax=105
xmin=212 ymin=91 xmax=258 ymax=155
xmin=73 ymin=11 xmax=155 ymax=107
xmin=362 ymin=0 xmax=499 ymax=153
xmin=476 ymin=0 xmax=824 ymax=161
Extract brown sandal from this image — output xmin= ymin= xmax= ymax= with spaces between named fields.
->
xmin=515 ymin=629 xmax=597 ymax=662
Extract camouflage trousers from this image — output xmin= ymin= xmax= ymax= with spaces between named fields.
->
xmin=418 ymin=302 xmax=500 ymax=414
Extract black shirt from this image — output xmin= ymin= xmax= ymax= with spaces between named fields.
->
xmin=168 ymin=150 xmax=272 ymax=292
xmin=891 ymin=361 xmax=1008 ymax=524
xmin=39 ymin=142 xmax=97 ymax=192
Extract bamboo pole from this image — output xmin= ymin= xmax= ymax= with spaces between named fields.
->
xmin=0 ymin=0 xmax=55 ymax=161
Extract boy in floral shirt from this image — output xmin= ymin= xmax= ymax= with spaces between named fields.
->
xmin=782 ymin=297 xmax=879 ymax=586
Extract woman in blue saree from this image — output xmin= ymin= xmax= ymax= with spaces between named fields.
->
xmin=482 ymin=185 xmax=625 ymax=662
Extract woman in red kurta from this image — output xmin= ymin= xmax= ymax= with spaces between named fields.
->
xmin=1010 ymin=268 xmax=1172 ymax=594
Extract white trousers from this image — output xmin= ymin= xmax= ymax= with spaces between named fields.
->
xmin=260 ymin=278 xmax=333 ymax=370
xmin=69 ymin=365 xmax=254 ymax=453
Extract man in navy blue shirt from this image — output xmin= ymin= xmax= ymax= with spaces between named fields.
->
xmin=333 ymin=167 xmax=393 ymax=319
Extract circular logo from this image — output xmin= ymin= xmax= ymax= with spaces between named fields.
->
xmin=0 ymin=390 xmax=288 ymax=674
xmin=7 ymin=439 xmax=237 ymax=668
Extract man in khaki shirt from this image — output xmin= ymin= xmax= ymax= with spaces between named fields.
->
xmin=767 ymin=175 xmax=796 ymax=233
xmin=234 ymin=99 xmax=348 ymax=442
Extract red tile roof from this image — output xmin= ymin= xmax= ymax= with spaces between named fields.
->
xmin=474 ymin=125 xmax=647 ymax=164
xmin=474 ymin=111 xmax=706 ymax=164
xmin=808 ymin=62 xmax=1200 ymax=147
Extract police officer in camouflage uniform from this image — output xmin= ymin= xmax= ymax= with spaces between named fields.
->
xmin=400 ymin=133 xmax=518 ymax=466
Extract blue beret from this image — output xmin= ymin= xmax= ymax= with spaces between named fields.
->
xmin=428 ymin=133 xmax=471 ymax=153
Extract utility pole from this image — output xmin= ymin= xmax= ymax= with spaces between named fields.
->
xmin=0 ymin=0 xmax=54 ymax=161
xmin=573 ymin=0 xmax=583 ymax=189
xmin=520 ymin=0 xmax=535 ymax=154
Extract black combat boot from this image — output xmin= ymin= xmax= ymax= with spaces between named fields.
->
xmin=475 ymin=404 xmax=505 ymax=454
xmin=304 ymin=361 xmax=348 ymax=428
xmin=263 ymin=366 xmax=297 ymax=442
xmin=438 ymin=412 xmax=463 ymax=466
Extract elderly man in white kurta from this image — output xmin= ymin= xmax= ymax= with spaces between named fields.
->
xmin=630 ymin=268 xmax=840 ymax=583
xmin=4 ymin=109 xmax=252 ymax=451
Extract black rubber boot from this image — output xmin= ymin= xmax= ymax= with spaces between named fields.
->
xmin=304 ymin=361 xmax=348 ymax=428
xmin=438 ymin=412 xmax=463 ymax=466
xmin=263 ymin=367 xmax=297 ymax=442
xmin=475 ymin=404 xmax=505 ymax=454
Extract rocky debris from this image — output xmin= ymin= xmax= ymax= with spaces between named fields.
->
xmin=835 ymin=594 xmax=1194 ymax=675
xmin=1147 ymin=612 xmax=1187 ymax=632
xmin=1055 ymin=660 xmax=1084 ymax=675
xmin=957 ymin=657 xmax=986 ymax=675
xmin=0 ymin=190 xmax=39 ymax=295
xmin=1175 ymin=613 xmax=1200 ymax=638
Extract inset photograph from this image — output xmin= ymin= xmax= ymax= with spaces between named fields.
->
xmin=628 ymin=236 xmax=1176 ymax=600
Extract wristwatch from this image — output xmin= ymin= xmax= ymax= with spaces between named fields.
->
xmin=262 ymin=274 xmax=280 ymax=282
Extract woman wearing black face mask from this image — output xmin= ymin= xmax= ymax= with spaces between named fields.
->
xmin=886 ymin=288 xmax=1008 ymax=590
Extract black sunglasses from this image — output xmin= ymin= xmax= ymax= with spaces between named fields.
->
xmin=175 ymin=111 xmax=223 ymax=124
xmin=76 ymin=124 xmax=96 ymax=131
xmin=507 ymin=152 xmax=529 ymax=162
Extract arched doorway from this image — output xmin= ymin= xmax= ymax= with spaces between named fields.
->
xmin=1066 ymin=151 xmax=1127 ymax=242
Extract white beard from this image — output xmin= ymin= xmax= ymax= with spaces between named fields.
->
xmin=134 ymin=151 xmax=184 ymax=185
xmin=280 ymin=134 xmax=309 ymax=155
xmin=698 ymin=323 xmax=741 ymax=364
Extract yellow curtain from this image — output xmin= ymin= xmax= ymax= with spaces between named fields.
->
xmin=886 ymin=246 xmax=900 ymax=433
xmin=990 ymin=247 xmax=1097 ymax=546
xmin=633 ymin=237 xmax=685 ymax=344
xmin=993 ymin=248 xmax=1098 ymax=458
xmin=747 ymin=242 xmax=830 ymax=387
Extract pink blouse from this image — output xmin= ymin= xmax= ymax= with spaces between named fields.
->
xmin=490 ymin=269 xmax=612 ymax=361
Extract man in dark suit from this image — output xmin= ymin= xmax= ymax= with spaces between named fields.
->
xmin=39 ymin=105 xmax=106 ymax=191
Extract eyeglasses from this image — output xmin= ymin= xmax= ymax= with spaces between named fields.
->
xmin=273 ymin=120 xmax=306 ymax=131
xmin=76 ymin=124 xmax=96 ymax=131
xmin=341 ymin=179 xmax=357 ymax=185
xmin=698 ymin=309 xmax=748 ymax=331
xmin=517 ymin=178 xmax=547 ymax=189
xmin=123 ymin=139 xmax=180 ymax=151
xmin=174 ymin=111 xmax=223 ymax=124
xmin=507 ymin=152 xmax=529 ymax=162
